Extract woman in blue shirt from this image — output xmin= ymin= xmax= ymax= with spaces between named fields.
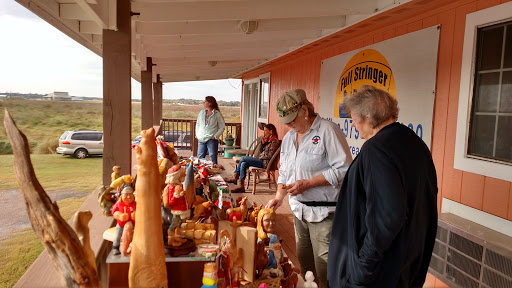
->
xmin=196 ymin=96 xmax=225 ymax=164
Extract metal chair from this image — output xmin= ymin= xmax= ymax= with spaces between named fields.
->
xmin=245 ymin=142 xmax=281 ymax=194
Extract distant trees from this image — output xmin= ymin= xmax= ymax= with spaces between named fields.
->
xmin=162 ymin=98 xmax=240 ymax=107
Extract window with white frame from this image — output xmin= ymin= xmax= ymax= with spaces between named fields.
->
xmin=257 ymin=74 xmax=270 ymax=123
xmin=468 ymin=21 xmax=512 ymax=163
xmin=455 ymin=2 xmax=512 ymax=182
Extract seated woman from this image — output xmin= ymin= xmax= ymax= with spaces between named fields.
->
xmin=226 ymin=123 xmax=279 ymax=193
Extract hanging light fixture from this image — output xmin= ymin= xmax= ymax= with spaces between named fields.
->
xmin=239 ymin=20 xmax=258 ymax=34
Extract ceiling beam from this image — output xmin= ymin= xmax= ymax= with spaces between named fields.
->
xmin=136 ymin=16 xmax=346 ymax=35
xmin=80 ymin=20 xmax=102 ymax=34
xmin=132 ymin=0 xmax=376 ymax=21
xmin=145 ymin=39 xmax=304 ymax=53
xmin=148 ymin=46 xmax=287 ymax=59
xmin=155 ymin=61 xmax=265 ymax=73
xmin=140 ymin=30 xmax=323 ymax=46
xmin=60 ymin=4 xmax=92 ymax=21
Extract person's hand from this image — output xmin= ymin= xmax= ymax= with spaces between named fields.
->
xmin=287 ymin=179 xmax=309 ymax=196
xmin=266 ymin=198 xmax=283 ymax=211
xmin=120 ymin=213 xmax=129 ymax=222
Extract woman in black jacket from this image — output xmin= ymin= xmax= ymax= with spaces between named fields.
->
xmin=327 ymin=85 xmax=438 ymax=288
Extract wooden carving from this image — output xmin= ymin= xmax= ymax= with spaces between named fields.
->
xmin=129 ymin=128 xmax=168 ymax=288
xmin=226 ymin=196 xmax=248 ymax=222
xmin=3 ymin=109 xmax=100 ymax=287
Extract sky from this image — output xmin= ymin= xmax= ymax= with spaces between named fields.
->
xmin=0 ymin=0 xmax=242 ymax=101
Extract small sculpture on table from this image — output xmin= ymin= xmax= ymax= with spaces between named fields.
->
xmin=111 ymin=165 xmax=122 ymax=182
xmin=218 ymin=229 xmax=243 ymax=288
xmin=257 ymin=208 xmax=283 ymax=278
xmin=201 ymin=262 xmax=218 ymax=288
xmin=111 ymin=185 xmax=136 ymax=255
xmin=248 ymin=203 xmax=263 ymax=227
xmin=303 ymin=271 xmax=318 ymax=288
xmin=226 ymin=196 xmax=248 ymax=222
xmin=98 ymin=186 xmax=117 ymax=216
xmin=163 ymin=164 xmax=189 ymax=233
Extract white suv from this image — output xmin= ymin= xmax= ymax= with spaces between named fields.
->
xmin=56 ymin=130 xmax=103 ymax=159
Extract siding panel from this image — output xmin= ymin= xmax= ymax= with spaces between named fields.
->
xmin=482 ymin=177 xmax=511 ymax=219
xmin=460 ymin=172 xmax=485 ymax=209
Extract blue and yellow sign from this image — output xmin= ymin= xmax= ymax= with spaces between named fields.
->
xmin=334 ymin=49 xmax=396 ymax=118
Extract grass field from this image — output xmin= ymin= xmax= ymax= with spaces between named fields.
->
xmin=0 ymin=196 xmax=87 ymax=288
xmin=0 ymin=98 xmax=240 ymax=154
xmin=0 ymin=154 xmax=103 ymax=192
xmin=0 ymin=153 xmax=102 ymax=288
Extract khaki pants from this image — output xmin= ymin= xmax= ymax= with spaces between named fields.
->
xmin=293 ymin=213 xmax=334 ymax=288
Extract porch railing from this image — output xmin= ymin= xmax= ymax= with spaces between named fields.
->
xmin=160 ymin=118 xmax=241 ymax=155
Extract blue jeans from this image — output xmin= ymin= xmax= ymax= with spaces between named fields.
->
xmin=198 ymin=139 xmax=219 ymax=164
xmin=234 ymin=156 xmax=264 ymax=179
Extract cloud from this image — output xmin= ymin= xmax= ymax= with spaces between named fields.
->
xmin=0 ymin=0 xmax=241 ymax=101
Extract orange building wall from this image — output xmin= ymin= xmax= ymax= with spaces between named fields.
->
xmin=241 ymin=0 xmax=512 ymax=221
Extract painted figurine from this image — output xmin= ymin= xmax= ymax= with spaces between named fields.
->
xmin=257 ymin=208 xmax=283 ymax=277
xmin=201 ymin=262 xmax=218 ymax=288
xmin=226 ymin=196 xmax=248 ymax=222
xmin=98 ymin=186 xmax=117 ymax=216
xmin=111 ymin=186 xmax=136 ymax=255
xmin=164 ymin=164 xmax=190 ymax=232
xmin=257 ymin=208 xmax=276 ymax=241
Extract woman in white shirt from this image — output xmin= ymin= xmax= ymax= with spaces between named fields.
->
xmin=195 ymin=96 xmax=225 ymax=164
xmin=266 ymin=89 xmax=352 ymax=288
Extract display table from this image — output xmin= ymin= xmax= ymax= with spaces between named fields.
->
xmin=106 ymin=250 xmax=213 ymax=287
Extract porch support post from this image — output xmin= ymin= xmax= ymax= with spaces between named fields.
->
xmin=102 ymin=0 xmax=131 ymax=185
xmin=153 ymin=74 xmax=163 ymax=126
xmin=141 ymin=57 xmax=154 ymax=130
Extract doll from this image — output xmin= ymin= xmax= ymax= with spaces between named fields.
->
xmin=111 ymin=186 xmax=136 ymax=255
xmin=164 ymin=164 xmax=190 ymax=232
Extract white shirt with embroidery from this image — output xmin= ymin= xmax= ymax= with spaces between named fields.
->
xmin=278 ymin=115 xmax=352 ymax=223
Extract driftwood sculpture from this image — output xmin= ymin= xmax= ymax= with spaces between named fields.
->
xmin=129 ymin=128 xmax=168 ymax=288
xmin=3 ymin=109 xmax=100 ymax=287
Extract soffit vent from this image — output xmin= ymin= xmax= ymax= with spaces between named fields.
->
xmin=429 ymin=213 xmax=512 ymax=288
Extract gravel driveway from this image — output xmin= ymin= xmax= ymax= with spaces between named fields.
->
xmin=0 ymin=189 xmax=89 ymax=242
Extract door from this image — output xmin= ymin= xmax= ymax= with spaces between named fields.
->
xmin=242 ymin=81 xmax=259 ymax=149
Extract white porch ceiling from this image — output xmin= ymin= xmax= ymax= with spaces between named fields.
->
xmin=15 ymin=0 xmax=411 ymax=83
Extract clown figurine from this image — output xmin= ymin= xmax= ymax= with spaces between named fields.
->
xmin=201 ymin=262 xmax=218 ymax=288
xmin=164 ymin=164 xmax=190 ymax=232
xmin=111 ymin=185 xmax=136 ymax=255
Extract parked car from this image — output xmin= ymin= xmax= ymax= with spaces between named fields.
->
xmin=163 ymin=131 xmax=191 ymax=147
xmin=56 ymin=130 xmax=103 ymax=159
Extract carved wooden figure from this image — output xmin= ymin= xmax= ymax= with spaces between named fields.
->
xmin=111 ymin=165 xmax=122 ymax=182
xmin=219 ymin=229 xmax=244 ymax=285
xmin=226 ymin=196 xmax=248 ymax=222
xmin=4 ymin=110 xmax=100 ymax=287
xmin=129 ymin=128 xmax=167 ymax=288
xmin=248 ymin=203 xmax=263 ymax=227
